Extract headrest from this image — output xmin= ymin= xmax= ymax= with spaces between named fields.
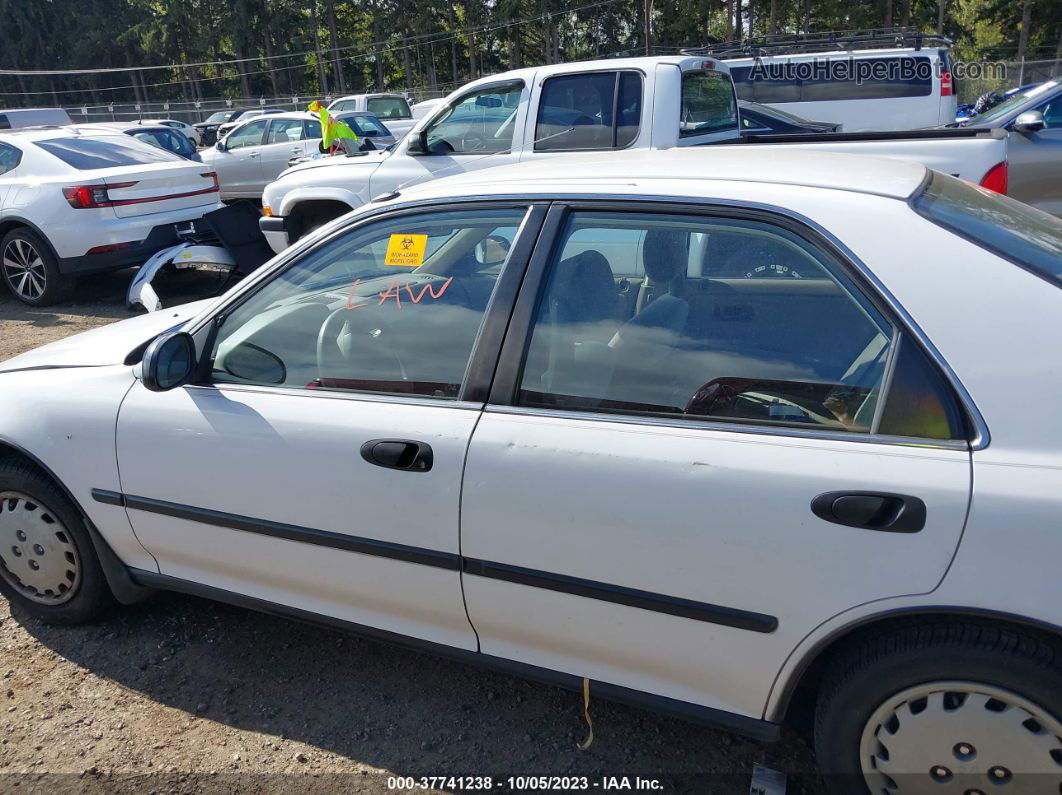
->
xmin=642 ymin=229 xmax=688 ymax=284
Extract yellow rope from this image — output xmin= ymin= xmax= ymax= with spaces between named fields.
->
xmin=577 ymin=677 xmax=594 ymax=751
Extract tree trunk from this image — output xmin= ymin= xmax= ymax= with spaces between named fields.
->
xmin=402 ymin=41 xmax=413 ymax=93
xmin=1053 ymin=21 xmax=1061 ymax=77
xmin=325 ymin=0 xmax=346 ymax=93
xmin=643 ymin=0 xmax=653 ymax=55
xmin=725 ymin=0 xmax=734 ymax=38
xmin=937 ymin=0 xmax=945 ymax=33
xmin=264 ymin=27 xmax=281 ymax=98
xmin=449 ymin=0 xmax=459 ymax=83
xmin=1015 ymin=0 xmax=1035 ymax=65
xmin=769 ymin=0 xmax=777 ymax=35
xmin=467 ymin=0 xmax=477 ymax=78
xmin=734 ymin=0 xmax=743 ymax=40
xmin=884 ymin=0 xmax=893 ymax=28
xmin=899 ymin=0 xmax=912 ymax=28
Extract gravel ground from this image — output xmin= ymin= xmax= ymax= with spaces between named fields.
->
xmin=0 ymin=274 xmax=823 ymax=794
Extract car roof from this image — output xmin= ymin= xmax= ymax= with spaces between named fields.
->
xmin=397 ymin=148 xmax=928 ymax=202
xmin=0 ymin=127 xmax=131 ymax=143
xmin=231 ymin=111 xmax=314 ymax=124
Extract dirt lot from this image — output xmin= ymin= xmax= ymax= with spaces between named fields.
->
xmin=0 ymin=274 xmax=822 ymax=794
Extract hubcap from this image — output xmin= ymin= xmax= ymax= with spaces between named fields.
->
xmin=2 ymin=238 xmax=47 ymax=300
xmin=0 ymin=492 xmax=79 ymax=604
xmin=860 ymin=681 xmax=1062 ymax=793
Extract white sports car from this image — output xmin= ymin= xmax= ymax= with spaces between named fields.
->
xmin=0 ymin=148 xmax=1060 ymax=794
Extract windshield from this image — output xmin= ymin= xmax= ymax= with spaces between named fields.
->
xmin=912 ymin=172 xmax=1062 ymax=287
xmin=366 ymin=97 xmax=412 ymax=120
xmin=974 ymin=80 xmax=1059 ymax=125
xmin=681 ymin=71 xmax=738 ymax=136
xmin=204 ymin=112 xmax=230 ymax=124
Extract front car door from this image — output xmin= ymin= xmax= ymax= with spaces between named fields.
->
xmin=213 ymin=119 xmax=269 ymax=198
xmin=114 ymin=202 xmax=543 ymax=649
xmin=460 ymin=204 xmax=972 ymax=720
xmin=369 ymin=81 xmax=527 ymax=197
xmin=1007 ymin=89 xmax=1062 ymax=217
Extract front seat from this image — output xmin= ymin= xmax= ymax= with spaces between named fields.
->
xmin=607 ymin=230 xmax=690 ymax=409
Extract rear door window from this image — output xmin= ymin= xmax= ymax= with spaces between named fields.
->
xmin=34 ymin=136 xmax=179 ymax=169
xmin=732 ymin=56 xmax=933 ymax=103
xmin=266 ymin=119 xmax=304 ymax=144
xmin=912 ymin=172 xmax=1062 ymax=287
xmin=0 ymin=143 xmax=21 ymax=175
xmin=224 ymin=119 xmax=268 ymax=150
xmin=535 ymin=71 xmax=642 ymax=151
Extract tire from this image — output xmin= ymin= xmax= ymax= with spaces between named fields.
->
xmin=814 ymin=620 xmax=1062 ymax=795
xmin=0 ymin=460 xmax=115 ymax=624
xmin=1 ymin=227 xmax=75 ymax=306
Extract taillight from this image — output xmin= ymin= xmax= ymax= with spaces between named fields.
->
xmin=201 ymin=171 xmax=220 ymax=191
xmin=940 ymin=70 xmax=953 ymax=97
xmin=980 ymin=162 xmax=1008 ymax=194
xmin=62 ymin=182 xmax=138 ymax=209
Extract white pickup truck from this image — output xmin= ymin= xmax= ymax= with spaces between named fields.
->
xmin=325 ymin=93 xmax=417 ymax=140
xmin=261 ymin=55 xmax=1008 ymax=252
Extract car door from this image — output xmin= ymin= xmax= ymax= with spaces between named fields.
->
xmin=460 ymin=204 xmax=972 ymax=719
xmin=213 ymin=119 xmax=268 ymax=198
xmin=369 ymin=81 xmax=527 ymax=197
xmin=115 ymin=202 xmax=543 ymax=649
xmin=257 ymin=118 xmax=311 ymax=188
xmin=1007 ymin=92 xmax=1062 ymax=217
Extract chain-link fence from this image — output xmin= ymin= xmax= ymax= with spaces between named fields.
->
xmin=956 ymin=57 xmax=1061 ymax=103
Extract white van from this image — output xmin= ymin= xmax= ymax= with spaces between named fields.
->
xmin=0 ymin=108 xmax=73 ymax=130
xmin=699 ymin=32 xmax=957 ymax=131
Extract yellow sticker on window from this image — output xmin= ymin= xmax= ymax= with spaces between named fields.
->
xmin=384 ymin=234 xmax=428 ymax=267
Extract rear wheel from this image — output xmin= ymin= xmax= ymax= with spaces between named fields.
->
xmin=0 ymin=228 xmax=74 ymax=306
xmin=0 ymin=460 xmax=114 ymax=623
xmin=814 ymin=621 xmax=1062 ymax=794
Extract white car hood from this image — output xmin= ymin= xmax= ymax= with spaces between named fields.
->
xmin=0 ymin=300 xmax=212 ymax=374
xmin=279 ymin=148 xmax=391 ymax=178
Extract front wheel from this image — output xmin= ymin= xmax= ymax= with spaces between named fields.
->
xmin=0 ymin=460 xmax=115 ymax=623
xmin=815 ymin=621 xmax=1062 ymax=794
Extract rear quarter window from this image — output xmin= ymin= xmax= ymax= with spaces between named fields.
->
xmin=912 ymin=172 xmax=1062 ymax=287
xmin=34 ymin=137 xmax=180 ymax=170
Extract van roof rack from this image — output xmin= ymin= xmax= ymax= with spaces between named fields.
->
xmin=681 ymin=27 xmax=952 ymax=59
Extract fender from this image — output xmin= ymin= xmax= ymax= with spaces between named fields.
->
xmin=277 ymin=186 xmax=366 ymax=218
xmin=0 ymin=435 xmax=152 ymax=605
xmin=0 ymin=215 xmax=61 ymax=259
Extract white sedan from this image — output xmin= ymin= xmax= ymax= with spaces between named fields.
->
xmin=0 ymin=149 xmax=1060 ymax=794
xmin=140 ymin=119 xmax=202 ymax=147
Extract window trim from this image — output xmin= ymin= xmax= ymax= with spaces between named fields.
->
xmin=188 ymin=200 xmax=548 ymax=406
xmin=487 ymin=200 xmax=980 ymax=448
xmin=420 ymin=79 xmax=526 ymax=157
xmin=532 ymin=69 xmax=645 ymax=153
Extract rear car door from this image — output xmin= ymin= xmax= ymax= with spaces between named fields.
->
xmin=115 ymin=202 xmax=543 ymax=649
xmin=460 ymin=204 xmax=972 ymax=719
xmin=258 ymin=118 xmax=311 ymax=187
xmin=214 ymin=119 xmax=268 ymax=197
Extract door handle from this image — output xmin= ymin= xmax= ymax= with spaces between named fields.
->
xmin=360 ymin=439 xmax=433 ymax=472
xmin=811 ymin=491 xmax=926 ymax=533
xmin=249 ymin=151 xmax=260 ymax=158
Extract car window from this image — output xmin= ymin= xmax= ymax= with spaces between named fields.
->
xmin=681 ymin=71 xmax=738 ymax=136
xmin=329 ymin=100 xmax=357 ymax=113
xmin=913 ymin=172 xmax=1062 ymax=287
xmin=731 ymin=56 xmax=933 ymax=104
xmin=34 ymin=136 xmax=179 ymax=169
xmin=346 ymin=115 xmax=389 ymax=136
xmin=0 ymin=143 xmax=21 ymax=175
xmin=366 ymin=97 xmax=412 ymax=120
xmin=204 ymin=112 xmax=230 ymax=124
xmin=974 ymin=81 xmax=1058 ymax=125
xmin=267 ymin=119 xmax=304 ymax=144
xmin=1037 ymin=97 xmax=1062 ymax=127
xmin=225 ymin=119 xmax=268 ymax=150
xmin=304 ymin=120 xmax=322 ymax=140
xmin=209 ymin=207 xmax=529 ymax=399
xmin=517 ymin=211 xmax=905 ymax=434
xmin=132 ymin=129 xmax=191 ymax=157
xmin=535 ymin=72 xmax=642 ymax=151
xmin=425 ymin=83 xmax=523 ymax=154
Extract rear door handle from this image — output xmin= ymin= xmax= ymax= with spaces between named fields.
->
xmin=811 ymin=491 xmax=926 ymax=533
xmin=360 ymin=439 xmax=433 ymax=472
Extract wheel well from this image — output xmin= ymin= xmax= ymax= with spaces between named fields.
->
xmin=0 ymin=219 xmax=29 ymax=243
xmin=287 ymin=200 xmax=352 ymax=241
xmin=774 ymin=609 xmax=1062 ymax=725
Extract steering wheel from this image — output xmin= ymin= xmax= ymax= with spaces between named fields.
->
xmin=317 ymin=305 xmax=406 ymax=385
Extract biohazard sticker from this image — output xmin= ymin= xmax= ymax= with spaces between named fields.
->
xmin=384 ymin=234 xmax=428 ymax=267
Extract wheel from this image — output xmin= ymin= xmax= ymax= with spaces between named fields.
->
xmin=0 ymin=228 xmax=74 ymax=306
xmin=815 ymin=621 xmax=1062 ymax=794
xmin=0 ymin=460 xmax=114 ymax=624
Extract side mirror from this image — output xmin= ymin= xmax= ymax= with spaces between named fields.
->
xmin=142 ymin=331 xmax=197 ymax=392
xmin=1013 ymin=110 xmax=1046 ymax=134
xmin=406 ymin=132 xmax=426 ymax=154
xmin=216 ymin=138 xmax=228 ymax=152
